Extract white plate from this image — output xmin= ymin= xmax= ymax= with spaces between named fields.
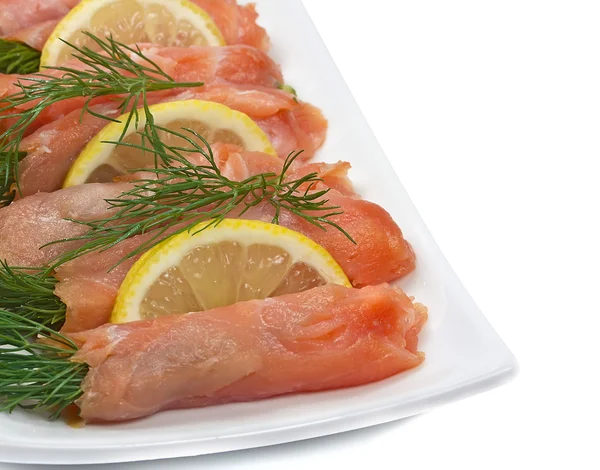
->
xmin=0 ymin=0 xmax=517 ymax=464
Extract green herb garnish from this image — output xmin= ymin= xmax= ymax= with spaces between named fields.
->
xmin=0 ymin=261 xmax=65 ymax=330
xmin=0 ymin=39 xmax=41 ymax=74
xmin=277 ymin=83 xmax=297 ymax=96
xmin=0 ymin=309 xmax=87 ymax=420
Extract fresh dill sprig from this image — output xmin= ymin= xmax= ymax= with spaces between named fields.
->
xmin=0 ymin=39 xmax=41 ymax=74
xmin=0 ymin=150 xmax=26 ymax=206
xmin=0 ymin=32 xmax=204 ymax=206
xmin=48 ymin=124 xmax=355 ymax=270
xmin=0 ymin=261 xmax=65 ymax=330
xmin=0 ymin=309 xmax=87 ymax=420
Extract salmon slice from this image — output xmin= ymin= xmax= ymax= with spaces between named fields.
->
xmin=183 ymin=86 xmax=329 ymax=161
xmin=57 ymin=188 xmax=415 ymax=333
xmin=0 ymin=45 xmax=283 ymax=137
xmin=4 ymin=19 xmax=59 ymax=50
xmin=56 ymin=231 xmax=165 ymax=333
xmin=0 ymin=0 xmax=75 ymax=37
xmin=2 ymin=0 xmax=269 ymax=52
xmin=207 ymin=144 xmax=352 ymax=193
xmin=53 ymin=147 xmax=414 ymax=334
xmin=17 ymin=86 xmax=326 ymax=197
xmin=241 ymin=192 xmax=416 ymax=287
xmin=0 ymin=182 xmax=131 ymax=267
xmin=210 ymin=150 xmax=416 ymax=287
xmin=294 ymin=161 xmax=355 ymax=197
xmin=69 ymin=283 xmax=427 ymax=423
xmin=17 ymin=103 xmax=122 ymax=197
xmin=182 ymin=85 xmax=297 ymax=119
xmin=215 ymin=150 xmax=414 ymax=285
xmin=206 ymin=150 xmax=416 ymax=287
xmin=3 ymin=145 xmax=352 ymax=270
xmin=193 ymin=0 xmax=270 ymax=51
xmin=259 ymin=101 xmax=328 ymax=162
xmin=138 ymin=45 xmax=281 ymax=88
xmin=55 ymin=146 xmax=356 ymax=333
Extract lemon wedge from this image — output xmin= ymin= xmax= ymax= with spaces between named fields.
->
xmin=41 ymin=0 xmax=225 ymax=67
xmin=111 ymin=219 xmax=351 ymax=323
xmin=63 ymin=99 xmax=277 ymax=186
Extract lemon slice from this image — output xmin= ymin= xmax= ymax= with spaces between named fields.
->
xmin=63 ymin=99 xmax=277 ymax=186
xmin=111 ymin=219 xmax=351 ymax=323
xmin=41 ymin=0 xmax=225 ymax=67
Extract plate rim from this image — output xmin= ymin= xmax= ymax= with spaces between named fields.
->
xmin=1 ymin=361 xmax=517 ymax=465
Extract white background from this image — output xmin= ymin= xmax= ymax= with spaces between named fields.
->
xmin=3 ymin=0 xmax=600 ymax=468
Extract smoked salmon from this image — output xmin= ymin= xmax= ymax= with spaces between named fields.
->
xmin=4 ymin=19 xmax=59 ymax=50
xmin=70 ymin=283 xmax=427 ymax=423
xmin=243 ymin=193 xmax=416 ymax=287
xmin=18 ymin=103 xmax=121 ymax=197
xmin=56 ymin=231 xmax=163 ymax=333
xmin=16 ymin=86 xmax=327 ymax=197
xmin=215 ymin=149 xmax=415 ymax=287
xmin=0 ymin=0 xmax=76 ymax=37
xmin=2 ymin=146 xmax=357 ymax=269
xmin=178 ymin=85 xmax=329 ymax=161
xmin=0 ymin=182 xmax=131 ymax=267
xmin=209 ymin=144 xmax=353 ymax=194
xmin=193 ymin=0 xmax=269 ymax=52
xmin=53 ymin=147 xmax=414 ymax=333
xmin=2 ymin=0 xmax=269 ymax=52
xmin=138 ymin=45 xmax=281 ymax=88
xmin=0 ymin=45 xmax=283 ymax=137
